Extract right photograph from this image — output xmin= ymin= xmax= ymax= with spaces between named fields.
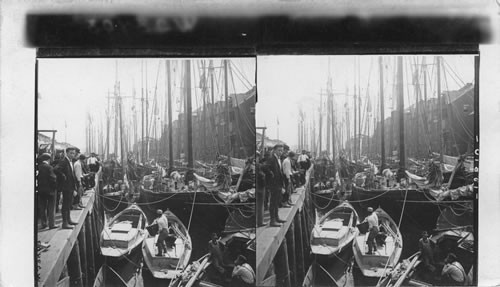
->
xmin=256 ymin=55 xmax=477 ymax=287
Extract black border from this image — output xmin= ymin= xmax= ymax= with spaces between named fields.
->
xmin=32 ymin=13 xmax=482 ymax=287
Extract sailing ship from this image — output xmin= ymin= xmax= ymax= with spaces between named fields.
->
xmin=352 ymin=207 xmax=403 ymax=278
xmin=138 ymin=59 xmax=256 ymax=209
xmin=310 ymin=201 xmax=359 ymax=256
xmin=100 ymin=203 xmax=148 ymax=258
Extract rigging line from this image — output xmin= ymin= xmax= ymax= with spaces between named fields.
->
xmin=230 ymin=59 xmax=253 ymax=89
xmin=443 ymin=58 xmax=466 ymax=87
xmin=229 ymin=65 xmax=256 ymax=139
xmin=187 ymin=190 xmax=196 ymax=232
xmin=442 ymin=64 xmax=474 ymax=143
xmin=207 ymin=188 xmax=254 ymax=229
xmin=415 ymin=56 xmax=433 ymax=152
xmin=360 ymin=57 xmax=374 ymax=138
xmin=228 ymin=63 xmax=249 ymax=157
xmin=147 ymin=60 xmax=162 ymax=139
xmin=229 ymin=61 xmax=251 ymax=91
xmin=317 ymin=261 xmax=339 ymax=286
xmin=397 ymin=188 xmax=408 ymax=230
xmin=313 ymin=187 xmax=394 ymax=203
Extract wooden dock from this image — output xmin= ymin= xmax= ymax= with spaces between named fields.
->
xmin=37 ymin=175 xmax=105 ymax=287
xmin=257 ymin=167 xmax=315 ymax=287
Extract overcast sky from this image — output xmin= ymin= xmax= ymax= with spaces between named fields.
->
xmin=38 ymin=58 xmax=255 ymax=152
xmin=256 ymin=54 xmax=475 ymax=150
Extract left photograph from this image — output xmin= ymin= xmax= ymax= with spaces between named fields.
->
xmin=36 ymin=58 xmax=256 ymax=287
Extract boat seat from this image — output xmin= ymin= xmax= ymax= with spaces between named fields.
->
xmin=111 ymin=222 xmax=132 ymax=232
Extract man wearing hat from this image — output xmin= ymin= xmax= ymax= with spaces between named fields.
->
xmin=297 ymin=150 xmax=309 ymax=185
xmin=153 ymin=209 xmax=169 ymax=256
xmin=441 ymin=253 xmax=467 ymax=285
xmin=365 ymin=207 xmax=379 ymax=254
xmin=268 ymin=144 xmax=286 ymax=227
xmin=281 ymin=151 xmax=296 ymax=207
xmin=37 ymin=153 xmax=59 ymax=229
xmin=54 ymin=147 xmax=78 ymax=229
xmin=87 ymin=152 xmax=100 ymax=173
xmin=73 ymin=154 xmax=88 ymax=210
xmin=232 ymin=255 xmax=255 ymax=287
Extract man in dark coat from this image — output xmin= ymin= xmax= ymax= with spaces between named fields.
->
xmin=37 ymin=153 xmax=58 ymax=229
xmin=54 ymin=147 xmax=78 ymax=229
xmin=268 ymin=144 xmax=285 ymax=227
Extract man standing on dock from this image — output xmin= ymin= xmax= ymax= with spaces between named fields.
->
xmin=365 ymin=207 xmax=379 ymax=254
xmin=54 ymin=147 xmax=78 ymax=229
xmin=268 ymin=144 xmax=286 ymax=227
xmin=73 ymin=154 xmax=87 ymax=210
xmin=297 ymin=150 xmax=309 ymax=185
xmin=87 ymin=152 xmax=100 ymax=172
xmin=37 ymin=153 xmax=58 ymax=229
xmin=282 ymin=151 xmax=296 ymax=208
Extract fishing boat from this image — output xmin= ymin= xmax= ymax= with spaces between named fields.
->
xmin=311 ymin=201 xmax=359 ymax=256
xmin=93 ymin=248 xmax=143 ymax=287
xmin=352 ymin=207 xmax=403 ymax=278
xmin=376 ymin=227 xmax=474 ymax=287
xmin=100 ymin=203 xmax=148 ymax=258
xmin=170 ymin=231 xmax=255 ymax=287
xmin=142 ymin=209 xmax=192 ymax=280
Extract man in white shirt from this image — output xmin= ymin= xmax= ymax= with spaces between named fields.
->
xmin=154 ymin=209 xmax=169 ymax=256
xmin=297 ymin=150 xmax=308 ymax=164
xmin=281 ymin=151 xmax=296 ymax=207
xmin=73 ymin=154 xmax=87 ymax=209
xmin=442 ymin=253 xmax=467 ymax=285
xmin=365 ymin=207 xmax=379 ymax=254
xmin=232 ymin=255 xmax=255 ymax=287
xmin=86 ymin=152 xmax=100 ymax=172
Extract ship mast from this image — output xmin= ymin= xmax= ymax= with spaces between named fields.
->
xmin=436 ymin=56 xmax=444 ymax=165
xmin=397 ymin=56 xmax=406 ymax=180
xmin=167 ymin=60 xmax=174 ymax=171
xmin=185 ymin=60 xmax=194 ymax=169
xmin=379 ymin=56 xmax=386 ymax=171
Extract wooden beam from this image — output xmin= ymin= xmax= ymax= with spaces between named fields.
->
xmin=85 ymin=215 xmax=96 ymax=285
xmin=294 ymin=213 xmax=305 ymax=284
xmin=77 ymin=223 xmax=88 ymax=287
xmin=67 ymin=240 xmax=83 ymax=287
xmin=301 ymin=209 xmax=311 ymax=269
xmin=286 ymin=220 xmax=297 ymax=287
xmin=274 ymin=239 xmax=291 ymax=287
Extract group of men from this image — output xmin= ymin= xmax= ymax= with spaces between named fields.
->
xmin=208 ymin=232 xmax=255 ymax=287
xmin=364 ymin=207 xmax=468 ymax=286
xmin=37 ymin=148 xmax=100 ymax=230
xmin=419 ymin=231 xmax=469 ymax=285
xmin=257 ymin=144 xmax=311 ymax=227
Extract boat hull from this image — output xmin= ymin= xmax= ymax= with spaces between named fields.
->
xmin=100 ymin=204 xmax=148 ymax=259
xmin=311 ymin=202 xmax=359 ymax=257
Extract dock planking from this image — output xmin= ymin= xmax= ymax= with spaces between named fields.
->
xmin=256 ymin=167 xmax=312 ymax=284
xmin=37 ymin=189 xmax=95 ymax=287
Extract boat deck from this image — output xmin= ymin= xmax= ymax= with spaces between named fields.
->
xmin=144 ymin=235 xmax=185 ymax=259
xmin=355 ymin=232 xmax=396 ymax=257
